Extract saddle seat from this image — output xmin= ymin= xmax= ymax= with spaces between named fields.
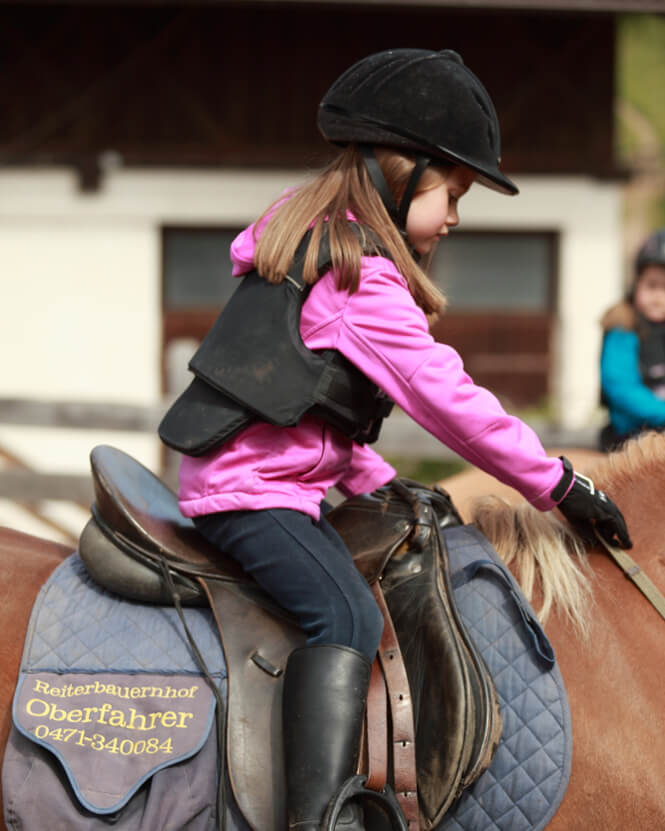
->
xmin=80 ymin=445 xmax=501 ymax=831
xmin=83 ymin=444 xmax=417 ymax=608
xmin=84 ymin=444 xmax=243 ymax=600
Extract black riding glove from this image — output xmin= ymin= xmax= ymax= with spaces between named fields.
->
xmin=551 ymin=456 xmax=632 ymax=549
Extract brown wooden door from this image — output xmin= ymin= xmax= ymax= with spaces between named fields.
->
xmin=431 ymin=312 xmax=552 ymax=409
xmin=429 ymin=230 xmax=557 ymax=409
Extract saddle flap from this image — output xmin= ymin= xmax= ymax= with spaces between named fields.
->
xmin=326 ymin=491 xmax=415 ymax=583
xmin=327 ymin=480 xmax=464 ymax=585
xmin=79 ymin=518 xmax=207 ymax=607
xmin=374 ymin=491 xmax=500 ymax=826
xmin=90 ymin=444 xmax=245 ymax=581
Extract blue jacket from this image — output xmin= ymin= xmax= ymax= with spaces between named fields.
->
xmin=600 ymin=327 xmax=665 ymax=437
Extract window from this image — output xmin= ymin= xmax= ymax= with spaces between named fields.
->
xmin=431 ymin=231 xmax=554 ymax=310
xmin=430 ymin=231 xmax=557 ymax=406
xmin=162 ymin=227 xmax=243 ymax=395
xmin=163 ymin=227 xmax=240 ymax=310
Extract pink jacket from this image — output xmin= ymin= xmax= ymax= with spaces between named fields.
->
xmin=178 ymin=222 xmax=565 ymax=520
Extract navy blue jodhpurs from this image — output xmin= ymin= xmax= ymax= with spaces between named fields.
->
xmin=193 ymin=507 xmax=384 ymax=661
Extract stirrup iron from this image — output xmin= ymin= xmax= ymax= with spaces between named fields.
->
xmin=322 ymin=774 xmax=409 ymax=831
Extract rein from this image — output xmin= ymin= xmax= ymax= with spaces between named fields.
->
xmin=594 ymin=530 xmax=665 ymax=622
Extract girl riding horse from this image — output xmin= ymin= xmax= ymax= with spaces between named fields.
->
xmin=160 ymin=48 xmax=631 ymax=831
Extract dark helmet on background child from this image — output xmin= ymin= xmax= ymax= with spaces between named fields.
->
xmin=624 ymin=228 xmax=665 ymax=304
xmin=635 ymin=228 xmax=665 ymax=276
xmin=317 ymin=48 xmax=518 ymax=229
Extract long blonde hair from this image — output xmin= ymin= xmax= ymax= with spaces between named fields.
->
xmin=253 ymin=145 xmax=450 ymax=315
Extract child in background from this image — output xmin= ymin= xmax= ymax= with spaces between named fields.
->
xmin=600 ymin=228 xmax=665 ymax=451
xmin=161 ymin=49 xmax=632 ymax=831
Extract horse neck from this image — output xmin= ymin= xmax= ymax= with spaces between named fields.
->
xmin=588 ymin=432 xmax=665 ymax=560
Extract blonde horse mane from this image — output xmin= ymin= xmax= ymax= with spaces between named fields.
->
xmin=589 ymin=430 xmax=665 ymax=502
xmin=468 ymin=432 xmax=665 ymax=636
xmin=470 ymin=496 xmax=593 ymax=635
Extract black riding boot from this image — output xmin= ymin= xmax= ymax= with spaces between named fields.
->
xmin=282 ymin=644 xmax=372 ymax=831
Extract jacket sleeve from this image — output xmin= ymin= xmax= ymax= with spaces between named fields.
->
xmin=601 ymin=328 xmax=665 ymax=431
xmin=333 ymin=259 xmax=565 ymax=510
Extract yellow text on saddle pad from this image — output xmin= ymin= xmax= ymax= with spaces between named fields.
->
xmin=13 ymin=670 xmax=216 ymax=814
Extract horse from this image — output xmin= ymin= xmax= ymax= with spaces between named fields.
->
xmin=0 ymin=433 xmax=664 ymax=830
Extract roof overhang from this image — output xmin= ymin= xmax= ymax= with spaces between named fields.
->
xmin=251 ymin=0 xmax=665 ymax=8
xmin=2 ymin=0 xmax=664 ymax=10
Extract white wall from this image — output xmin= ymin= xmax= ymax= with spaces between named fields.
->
xmin=0 ymin=168 xmax=302 ymax=451
xmin=0 ymin=167 xmax=622 ymax=540
xmin=0 ymin=167 xmax=305 ymax=541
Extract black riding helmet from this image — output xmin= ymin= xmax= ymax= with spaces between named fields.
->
xmin=625 ymin=229 xmax=665 ymax=304
xmin=318 ymin=48 xmax=518 ymax=232
xmin=635 ymin=228 xmax=665 ymax=276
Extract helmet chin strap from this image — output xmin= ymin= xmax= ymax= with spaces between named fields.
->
xmin=396 ymin=153 xmax=431 ymax=229
xmin=359 ymin=145 xmax=431 ymax=260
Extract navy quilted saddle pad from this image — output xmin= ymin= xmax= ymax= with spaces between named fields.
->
xmin=440 ymin=525 xmax=572 ymax=831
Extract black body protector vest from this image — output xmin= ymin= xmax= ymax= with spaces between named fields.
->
xmin=159 ymin=228 xmax=394 ymax=457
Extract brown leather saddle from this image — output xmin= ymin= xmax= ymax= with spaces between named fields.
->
xmin=79 ymin=445 xmax=501 ymax=831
